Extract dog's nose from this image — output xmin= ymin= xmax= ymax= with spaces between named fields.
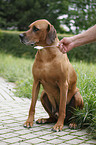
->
xmin=19 ymin=33 xmax=24 ymax=40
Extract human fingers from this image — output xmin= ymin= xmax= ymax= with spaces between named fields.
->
xmin=59 ymin=43 xmax=67 ymax=53
xmin=57 ymin=37 xmax=66 ymax=47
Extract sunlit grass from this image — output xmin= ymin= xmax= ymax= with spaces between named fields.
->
xmin=0 ymin=53 xmax=33 ymax=82
xmin=0 ymin=29 xmax=21 ymax=34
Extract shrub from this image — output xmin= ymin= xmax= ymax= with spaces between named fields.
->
xmin=0 ymin=30 xmax=37 ymax=58
xmin=67 ymin=42 xmax=96 ymax=63
xmin=0 ymin=30 xmax=96 ymax=62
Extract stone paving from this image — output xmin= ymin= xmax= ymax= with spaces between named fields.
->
xmin=0 ymin=77 xmax=96 ymax=145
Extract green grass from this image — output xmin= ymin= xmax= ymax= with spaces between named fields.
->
xmin=71 ymin=62 xmax=96 ymax=138
xmin=0 ymin=53 xmax=33 ymax=82
xmin=0 ymin=53 xmax=96 ymax=138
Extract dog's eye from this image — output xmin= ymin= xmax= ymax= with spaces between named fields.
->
xmin=33 ymin=26 xmax=39 ymax=32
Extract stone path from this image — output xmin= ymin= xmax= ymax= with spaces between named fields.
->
xmin=0 ymin=77 xmax=96 ymax=145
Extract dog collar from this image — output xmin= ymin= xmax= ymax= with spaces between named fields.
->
xmin=34 ymin=45 xmax=57 ymax=50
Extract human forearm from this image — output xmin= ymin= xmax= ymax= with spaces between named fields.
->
xmin=58 ymin=25 xmax=96 ymax=53
xmin=71 ymin=25 xmax=96 ymax=48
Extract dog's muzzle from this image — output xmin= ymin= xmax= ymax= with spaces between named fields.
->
xmin=19 ymin=33 xmax=36 ymax=46
xmin=19 ymin=33 xmax=29 ymax=45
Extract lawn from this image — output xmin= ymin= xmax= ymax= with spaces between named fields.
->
xmin=0 ymin=53 xmax=96 ymax=138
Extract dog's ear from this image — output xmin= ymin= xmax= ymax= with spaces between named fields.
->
xmin=46 ymin=24 xmax=56 ymax=45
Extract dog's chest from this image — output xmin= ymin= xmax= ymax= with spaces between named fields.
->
xmin=33 ymin=62 xmax=60 ymax=83
xmin=33 ymin=61 xmax=60 ymax=102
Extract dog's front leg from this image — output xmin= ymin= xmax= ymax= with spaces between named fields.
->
xmin=52 ymin=81 xmax=68 ymax=132
xmin=24 ymin=80 xmax=40 ymax=128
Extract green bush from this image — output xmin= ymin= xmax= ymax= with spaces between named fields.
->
xmin=0 ymin=30 xmax=37 ymax=58
xmin=0 ymin=30 xmax=96 ymax=62
xmin=67 ymin=43 xmax=96 ymax=63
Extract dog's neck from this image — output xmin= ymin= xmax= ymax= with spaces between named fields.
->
xmin=35 ymin=38 xmax=61 ymax=62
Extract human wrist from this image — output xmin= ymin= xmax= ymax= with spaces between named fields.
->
xmin=68 ymin=36 xmax=78 ymax=48
xmin=70 ymin=34 xmax=85 ymax=48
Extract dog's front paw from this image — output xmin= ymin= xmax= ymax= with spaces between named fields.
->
xmin=52 ymin=122 xmax=63 ymax=132
xmin=24 ymin=117 xmax=34 ymax=128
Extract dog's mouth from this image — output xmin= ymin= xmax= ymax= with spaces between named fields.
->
xmin=19 ymin=33 xmax=37 ymax=46
xmin=22 ymin=40 xmax=36 ymax=46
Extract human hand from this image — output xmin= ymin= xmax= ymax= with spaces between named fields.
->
xmin=57 ymin=37 xmax=74 ymax=53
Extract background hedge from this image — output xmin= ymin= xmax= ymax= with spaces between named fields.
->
xmin=0 ymin=30 xmax=96 ymax=63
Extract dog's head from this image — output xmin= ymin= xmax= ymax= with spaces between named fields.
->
xmin=19 ymin=19 xmax=57 ymax=46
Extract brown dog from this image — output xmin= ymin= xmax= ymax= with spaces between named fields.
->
xmin=19 ymin=19 xmax=83 ymax=132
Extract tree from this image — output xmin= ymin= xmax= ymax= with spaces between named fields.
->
xmin=62 ymin=0 xmax=96 ymax=33
xmin=0 ymin=0 xmax=69 ymax=32
xmin=0 ymin=0 xmax=95 ymax=33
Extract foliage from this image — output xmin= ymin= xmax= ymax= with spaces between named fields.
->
xmin=0 ymin=0 xmax=68 ymax=32
xmin=0 ymin=0 xmax=96 ymax=33
xmin=0 ymin=30 xmax=96 ymax=63
xmin=63 ymin=0 xmax=96 ymax=33
xmin=67 ymin=42 xmax=96 ymax=63
xmin=0 ymin=30 xmax=37 ymax=58
xmin=71 ymin=62 xmax=96 ymax=138
xmin=0 ymin=53 xmax=96 ymax=137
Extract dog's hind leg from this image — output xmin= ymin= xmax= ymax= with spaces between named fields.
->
xmin=65 ymin=90 xmax=84 ymax=129
xmin=36 ymin=91 xmax=58 ymax=124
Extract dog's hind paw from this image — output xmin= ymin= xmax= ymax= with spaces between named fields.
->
xmin=36 ymin=118 xmax=47 ymax=124
xmin=69 ymin=123 xmax=77 ymax=129
xmin=36 ymin=117 xmax=56 ymax=124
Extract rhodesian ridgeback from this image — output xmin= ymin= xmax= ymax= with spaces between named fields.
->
xmin=19 ymin=19 xmax=84 ymax=132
